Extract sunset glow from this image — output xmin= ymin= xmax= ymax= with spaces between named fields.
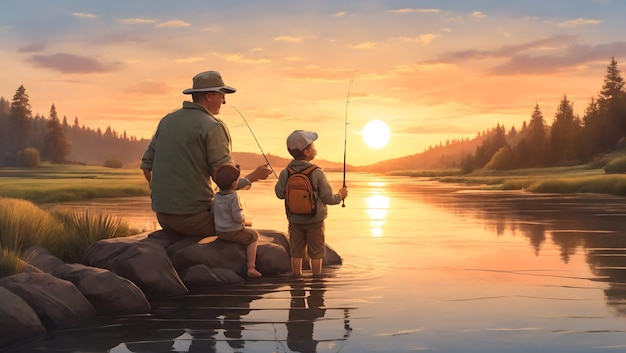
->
xmin=1 ymin=1 xmax=625 ymax=166
xmin=362 ymin=120 xmax=391 ymax=149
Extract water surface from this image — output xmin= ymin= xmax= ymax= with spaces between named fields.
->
xmin=11 ymin=173 xmax=626 ymax=352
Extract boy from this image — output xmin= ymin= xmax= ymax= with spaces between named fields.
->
xmin=213 ymin=164 xmax=262 ymax=278
xmin=275 ymin=130 xmax=348 ymax=276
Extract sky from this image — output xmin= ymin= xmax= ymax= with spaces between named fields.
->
xmin=2 ymin=0 xmax=626 ymax=166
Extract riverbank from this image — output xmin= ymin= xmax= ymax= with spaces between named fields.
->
xmin=0 ymin=164 xmax=150 ymax=203
xmin=388 ymin=164 xmax=626 ymax=197
xmin=2 ymin=162 xmax=626 ymax=203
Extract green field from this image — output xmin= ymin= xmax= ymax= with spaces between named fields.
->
xmin=0 ymin=163 xmax=150 ymax=203
xmin=390 ymin=164 xmax=626 ymax=197
xmin=2 ymin=162 xmax=626 ymax=204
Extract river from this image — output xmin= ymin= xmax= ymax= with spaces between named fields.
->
xmin=10 ymin=172 xmax=626 ymax=353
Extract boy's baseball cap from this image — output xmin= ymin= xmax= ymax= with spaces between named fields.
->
xmin=287 ymin=130 xmax=318 ymax=151
xmin=182 ymin=71 xmax=236 ymax=94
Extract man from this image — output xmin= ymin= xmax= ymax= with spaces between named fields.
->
xmin=141 ymin=70 xmax=271 ymax=237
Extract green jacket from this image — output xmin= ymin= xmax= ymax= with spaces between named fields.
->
xmin=141 ymin=101 xmax=232 ymax=215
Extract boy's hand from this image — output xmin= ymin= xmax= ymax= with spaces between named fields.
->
xmin=244 ymin=220 xmax=253 ymax=227
xmin=338 ymin=187 xmax=348 ymax=200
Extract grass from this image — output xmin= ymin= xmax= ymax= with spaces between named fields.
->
xmin=0 ymin=197 xmax=142 ymax=277
xmin=388 ymin=162 xmax=626 ymax=197
xmin=0 ymin=163 xmax=150 ymax=203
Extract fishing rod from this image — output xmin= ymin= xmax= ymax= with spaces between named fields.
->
xmin=342 ymin=71 xmax=356 ymax=208
xmin=232 ymin=106 xmax=278 ymax=179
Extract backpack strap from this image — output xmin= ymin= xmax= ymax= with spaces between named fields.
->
xmin=287 ymin=164 xmax=318 ymax=175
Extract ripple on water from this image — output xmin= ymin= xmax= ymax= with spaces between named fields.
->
xmin=5 ymin=264 xmax=375 ymax=353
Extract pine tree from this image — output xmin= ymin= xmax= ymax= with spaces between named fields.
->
xmin=526 ymin=104 xmax=547 ymax=166
xmin=549 ymin=96 xmax=581 ymax=164
xmin=44 ymin=104 xmax=72 ymax=163
xmin=6 ymin=86 xmax=33 ymax=164
xmin=597 ymin=57 xmax=626 ymax=150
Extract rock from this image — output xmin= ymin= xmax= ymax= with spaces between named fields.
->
xmin=0 ymin=272 xmax=96 ymax=329
xmin=25 ymin=246 xmax=151 ymax=315
xmin=323 ymin=243 xmax=343 ymax=266
xmin=169 ymin=231 xmax=292 ymax=278
xmin=0 ymin=286 xmax=45 ymax=347
xmin=256 ymin=231 xmax=293 ymax=275
xmin=81 ymin=233 xmax=188 ymax=297
xmin=180 ymin=265 xmax=245 ymax=289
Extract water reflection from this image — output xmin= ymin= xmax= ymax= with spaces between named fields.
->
xmin=416 ymin=186 xmax=626 ymax=316
xmin=17 ymin=174 xmax=626 ymax=352
xmin=364 ymin=181 xmax=389 ymax=238
xmin=287 ymin=278 xmax=326 ymax=353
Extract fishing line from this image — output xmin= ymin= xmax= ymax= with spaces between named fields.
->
xmin=342 ymin=71 xmax=356 ymax=208
xmin=232 ymin=106 xmax=279 ymax=179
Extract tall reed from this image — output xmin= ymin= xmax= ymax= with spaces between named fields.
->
xmin=47 ymin=207 xmax=139 ymax=263
xmin=0 ymin=197 xmax=64 ymax=252
xmin=0 ymin=197 xmax=141 ymax=276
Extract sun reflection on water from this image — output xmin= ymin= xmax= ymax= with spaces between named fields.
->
xmin=364 ymin=181 xmax=390 ymax=238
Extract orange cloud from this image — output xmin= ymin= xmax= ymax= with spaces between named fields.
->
xmin=557 ymin=18 xmax=602 ymax=28
xmin=388 ymin=8 xmax=440 ymax=14
xmin=118 ymin=18 xmax=157 ymax=25
xmin=274 ymin=36 xmax=303 ymax=43
xmin=155 ymin=20 xmax=190 ymax=28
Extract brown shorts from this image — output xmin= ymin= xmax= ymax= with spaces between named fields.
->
xmin=217 ymin=228 xmax=259 ymax=245
xmin=156 ymin=209 xmax=216 ymax=237
xmin=288 ymin=220 xmax=325 ymax=259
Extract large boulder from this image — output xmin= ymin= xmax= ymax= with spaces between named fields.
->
xmin=179 ymin=265 xmax=245 ymax=289
xmin=81 ymin=233 xmax=188 ymax=297
xmin=0 ymin=286 xmax=45 ymax=347
xmin=25 ymin=246 xmax=151 ymax=315
xmin=170 ymin=230 xmax=292 ymax=278
xmin=0 ymin=272 xmax=96 ymax=329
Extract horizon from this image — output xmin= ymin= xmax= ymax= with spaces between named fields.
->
xmin=2 ymin=1 xmax=626 ymax=165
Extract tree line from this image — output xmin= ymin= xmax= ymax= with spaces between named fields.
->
xmin=460 ymin=57 xmax=626 ymax=173
xmin=0 ymin=88 xmax=150 ymax=167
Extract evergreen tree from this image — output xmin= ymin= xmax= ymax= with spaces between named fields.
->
xmin=0 ymin=97 xmax=10 ymax=162
xmin=597 ymin=57 xmax=626 ymax=150
xmin=43 ymin=104 xmax=72 ymax=163
xmin=526 ymin=104 xmax=547 ymax=166
xmin=581 ymin=97 xmax=602 ymax=161
xmin=6 ymin=86 xmax=33 ymax=164
xmin=548 ymin=96 xmax=581 ymax=164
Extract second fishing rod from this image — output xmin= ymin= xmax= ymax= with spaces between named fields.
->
xmin=232 ymin=106 xmax=278 ymax=179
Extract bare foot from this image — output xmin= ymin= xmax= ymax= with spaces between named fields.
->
xmin=247 ymin=268 xmax=262 ymax=278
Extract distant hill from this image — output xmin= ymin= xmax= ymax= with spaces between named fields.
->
xmin=354 ymin=134 xmax=486 ymax=172
xmin=236 ymin=131 xmax=490 ymax=173
xmin=232 ymin=152 xmax=348 ymax=173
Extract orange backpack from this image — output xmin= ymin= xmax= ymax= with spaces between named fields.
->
xmin=285 ymin=164 xmax=318 ymax=216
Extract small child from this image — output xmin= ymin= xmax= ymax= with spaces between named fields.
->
xmin=213 ymin=164 xmax=262 ymax=278
xmin=275 ymin=130 xmax=348 ymax=276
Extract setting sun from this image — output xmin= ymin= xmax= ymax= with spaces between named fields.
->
xmin=362 ymin=120 xmax=391 ymax=149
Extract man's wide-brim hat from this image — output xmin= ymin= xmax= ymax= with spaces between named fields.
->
xmin=182 ymin=71 xmax=236 ymax=94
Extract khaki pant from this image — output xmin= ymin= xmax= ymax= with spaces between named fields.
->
xmin=157 ymin=209 xmax=216 ymax=237
xmin=288 ymin=220 xmax=325 ymax=259
xmin=217 ymin=228 xmax=259 ymax=245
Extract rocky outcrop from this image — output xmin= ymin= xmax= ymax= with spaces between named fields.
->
xmin=0 ymin=228 xmax=343 ymax=350
xmin=25 ymin=246 xmax=151 ymax=315
xmin=0 ymin=272 xmax=96 ymax=329
xmin=0 ymin=286 xmax=45 ymax=347
xmin=81 ymin=234 xmax=188 ymax=297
